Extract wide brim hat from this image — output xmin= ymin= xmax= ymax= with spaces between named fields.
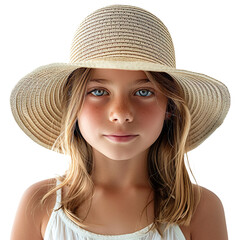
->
xmin=10 ymin=4 xmax=230 ymax=153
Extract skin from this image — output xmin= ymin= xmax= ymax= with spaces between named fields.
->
xmin=77 ymin=69 xmax=168 ymax=189
xmin=10 ymin=69 xmax=228 ymax=240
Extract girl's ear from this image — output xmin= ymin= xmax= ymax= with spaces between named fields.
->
xmin=165 ymin=111 xmax=172 ymax=120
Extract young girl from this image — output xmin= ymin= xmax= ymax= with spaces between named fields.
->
xmin=10 ymin=4 xmax=230 ymax=240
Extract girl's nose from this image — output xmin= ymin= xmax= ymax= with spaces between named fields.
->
xmin=109 ymin=98 xmax=133 ymax=124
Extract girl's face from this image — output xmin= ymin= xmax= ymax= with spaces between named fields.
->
xmin=77 ymin=69 xmax=167 ymax=161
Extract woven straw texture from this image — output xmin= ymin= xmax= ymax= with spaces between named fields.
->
xmin=10 ymin=5 xmax=230 ymax=152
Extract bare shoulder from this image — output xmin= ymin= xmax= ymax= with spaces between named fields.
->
xmin=11 ymin=178 xmax=56 ymax=240
xmin=190 ymin=185 xmax=228 ymax=240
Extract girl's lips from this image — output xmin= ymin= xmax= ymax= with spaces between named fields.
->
xmin=104 ymin=135 xmax=138 ymax=142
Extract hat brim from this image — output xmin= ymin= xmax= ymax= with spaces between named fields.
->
xmin=10 ymin=60 xmax=230 ymax=152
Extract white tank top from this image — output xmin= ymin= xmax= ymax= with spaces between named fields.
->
xmin=44 ymin=181 xmax=186 ymax=240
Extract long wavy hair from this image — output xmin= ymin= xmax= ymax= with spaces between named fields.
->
xmin=42 ymin=67 xmax=201 ymax=236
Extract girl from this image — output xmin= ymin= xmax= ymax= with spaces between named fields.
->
xmin=10 ymin=4 xmax=230 ymax=240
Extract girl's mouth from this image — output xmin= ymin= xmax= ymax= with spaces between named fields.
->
xmin=103 ymin=135 xmax=138 ymax=142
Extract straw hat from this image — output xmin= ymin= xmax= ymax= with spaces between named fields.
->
xmin=10 ymin=4 xmax=230 ymax=152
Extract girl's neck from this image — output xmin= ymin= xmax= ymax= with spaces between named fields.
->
xmin=90 ymin=149 xmax=151 ymax=191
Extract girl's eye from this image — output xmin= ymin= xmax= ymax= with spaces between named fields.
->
xmin=88 ymin=89 xmax=153 ymax=97
xmin=89 ymin=89 xmax=108 ymax=96
xmin=135 ymin=89 xmax=153 ymax=97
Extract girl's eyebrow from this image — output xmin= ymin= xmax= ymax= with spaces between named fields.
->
xmin=89 ymin=78 xmax=152 ymax=85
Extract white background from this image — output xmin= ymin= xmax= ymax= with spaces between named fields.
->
xmin=1 ymin=0 xmax=239 ymax=239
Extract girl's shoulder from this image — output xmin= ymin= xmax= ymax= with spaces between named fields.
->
xmin=11 ymin=178 xmax=57 ymax=240
xmin=11 ymin=180 xmax=227 ymax=240
xmin=190 ymin=185 xmax=228 ymax=240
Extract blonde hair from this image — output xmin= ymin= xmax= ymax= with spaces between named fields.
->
xmin=42 ymin=68 xmax=201 ymax=236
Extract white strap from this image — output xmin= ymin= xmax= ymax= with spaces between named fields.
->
xmin=54 ymin=179 xmax=62 ymax=210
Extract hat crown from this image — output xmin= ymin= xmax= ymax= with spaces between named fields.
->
xmin=70 ymin=5 xmax=176 ymax=67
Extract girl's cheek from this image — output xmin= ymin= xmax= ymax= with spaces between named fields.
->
xmin=79 ymin=100 xmax=105 ymax=123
